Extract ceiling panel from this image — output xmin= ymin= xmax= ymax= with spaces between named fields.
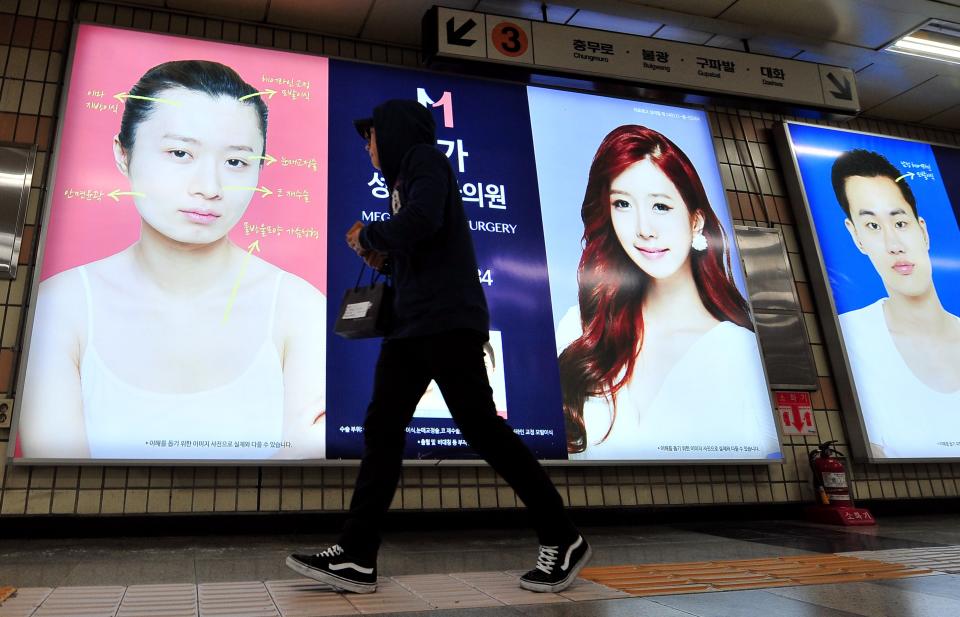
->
xmin=475 ymin=0 xmax=578 ymax=23
xmin=267 ymin=0 xmax=373 ymax=37
xmin=704 ymin=34 xmax=750 ymax=52
xmin=363 ymin=0 xmax=479 ymax=46
xmin=718 ymin=0 xmax=927 ymax=49
xmin=576 ymin=0 xmax=759 ymax=39
xmin=883 ymin=47 xmax=960 ymax=78
xmin=793 ymin=41 xmax=878 ymax=72
xmin=922 ymin=104 xmax=960 ymax=129
xmin=626 ymin=0 xmax=737 ymax=19
xmin=864 ymin=74 xmax=960 ymax=122
xmin=848 ymin=0 xmax=960 ymax=22
xmin=566 ymin=10 xmax=662 ymax=36
xmin=854 ymin=59 xmax=940 ymax=111
xmin=738 ymin=35 xmax=805 ymax=59
xmin=653 ymin=24 xmax=713 ymax=45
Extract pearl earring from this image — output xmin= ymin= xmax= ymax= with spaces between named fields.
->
xmin=692 ymin=231 xmax=707 ymax=251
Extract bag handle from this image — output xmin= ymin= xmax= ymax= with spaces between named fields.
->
xmin=353 ymin=258 xmax=391 ymax=290
xmin=353 ymin=260 xmax=368 ymax=291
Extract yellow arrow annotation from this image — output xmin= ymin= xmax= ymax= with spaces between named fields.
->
xmin=895 ymin=172 xmax=915 ymax=183
xmin=223 ymin=240 xmax=261 ymax=324
xmin=113 ymin=92 xmax=182 ymax=105
xmin=238 ymin=89 xmax=277 ymax=101
xmin=224 ymin=185 xmax=273 ymax=198
xmin=107 ymin=189 xmax=145 ymax=202
xmin=247 ymin=153 xmax=277 ymax=165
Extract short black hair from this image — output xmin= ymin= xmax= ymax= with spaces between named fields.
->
xmin=831 ymin=149 xmax=917 ymax=218
xmin=118 ymin=60 xmax=268 ymax=159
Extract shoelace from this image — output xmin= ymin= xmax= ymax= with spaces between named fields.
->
xmin=317 ymin=544 xmax=344 ymax=558
xmin=535 ymin=544 xmax=560 ymax=574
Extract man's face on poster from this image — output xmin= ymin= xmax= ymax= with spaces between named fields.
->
xmin=843 ymin=174 xmax=932 ymax=298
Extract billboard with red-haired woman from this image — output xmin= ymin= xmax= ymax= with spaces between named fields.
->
xmin=529 ymin=87 xmax=781 ymax=462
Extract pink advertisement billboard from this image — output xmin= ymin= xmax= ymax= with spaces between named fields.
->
xmin=13 ymin=25 xmax=329 ymax=461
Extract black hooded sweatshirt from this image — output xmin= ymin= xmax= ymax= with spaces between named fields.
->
xmin=358 ymin=99 xmax=489 ymax=340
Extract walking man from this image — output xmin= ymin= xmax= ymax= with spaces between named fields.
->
xmin=286 ymin=99 xmax=590 ymax=594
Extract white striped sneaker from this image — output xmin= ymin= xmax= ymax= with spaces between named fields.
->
xmin=519 ymin=535 xmax=592 ymax=592
xmin=285 ymin=544 xmax=377 ymax=593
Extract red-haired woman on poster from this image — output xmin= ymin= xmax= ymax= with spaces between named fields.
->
xmin=557 ymin=125 xmax=779 ymax=460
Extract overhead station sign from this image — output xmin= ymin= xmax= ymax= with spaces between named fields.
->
xmin=424 ymin=6 xmax=860 ymax=114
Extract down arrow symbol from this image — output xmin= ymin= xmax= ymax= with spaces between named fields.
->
xmin=827 ymin=72 xmax=853 ymax=101
xmin=446 ymin=17 xmax=478 ymax=47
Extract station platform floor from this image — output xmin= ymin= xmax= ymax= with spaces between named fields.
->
xmin=1 ymin=512 xmax=959 ymax=616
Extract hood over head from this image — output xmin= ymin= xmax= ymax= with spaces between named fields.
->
xmin=355 ymin=99 xmax=436 ymax=189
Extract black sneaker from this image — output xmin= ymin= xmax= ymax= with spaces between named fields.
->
xmin=285 ymin=544 xmax=377 ymax=594
xmin=519 ymin=535 xmax=592 ymax=592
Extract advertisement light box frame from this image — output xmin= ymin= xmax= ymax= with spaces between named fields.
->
xmin=775 ymin=120 xmax=960 ymax=464
xmin=9 ymin=22 xmax=784 ymax=467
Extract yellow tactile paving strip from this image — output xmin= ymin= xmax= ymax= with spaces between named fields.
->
xmin=580 ymin=554 xmax=934 ymax=597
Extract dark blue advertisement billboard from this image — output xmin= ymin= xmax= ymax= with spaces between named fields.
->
xmin=325 ymin=62 xmax=567 ymax=460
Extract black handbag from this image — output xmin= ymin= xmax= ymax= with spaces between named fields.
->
xmin=334 ymin=260 xmax=393 ymax=339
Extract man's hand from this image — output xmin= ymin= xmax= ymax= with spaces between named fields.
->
xmin=346 ymin=221 xmax=364 ymax=255
xmin=362 ymin=250 xmax=387 ymax=271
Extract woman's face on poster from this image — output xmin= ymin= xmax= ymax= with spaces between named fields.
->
xmin=608 ymin=158 xmax=701 ymax=281
xmin=114 ymin=87 xmax=264 ymax=244
xmin=842 ymin=175 xmax=932 ymax=298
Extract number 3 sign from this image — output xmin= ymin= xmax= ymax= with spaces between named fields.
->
xmin=487 ymin=18 xmax=533 ymax=63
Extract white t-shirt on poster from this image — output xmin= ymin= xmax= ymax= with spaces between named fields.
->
xmin=839 ymin=299 xmax=960 ymax=458
xmin=556 ymin=306 xmax=779 ymax=461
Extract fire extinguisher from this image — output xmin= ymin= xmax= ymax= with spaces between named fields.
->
xmin=809 ymin=440 xmax=852 ymax=507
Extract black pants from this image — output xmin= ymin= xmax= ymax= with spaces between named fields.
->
xmin=339 ymin=329 xmax=577 ymax=562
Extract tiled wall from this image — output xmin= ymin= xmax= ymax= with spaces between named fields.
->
xmin=0 ymin=0 xmax=958 ymax=517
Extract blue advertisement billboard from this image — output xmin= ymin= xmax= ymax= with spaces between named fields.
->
xmin=780 ymin=122 xmax=960 ymax=460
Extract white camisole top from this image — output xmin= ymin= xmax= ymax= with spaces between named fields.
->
xmin=78 ymin=266 xmax=285 ymax=460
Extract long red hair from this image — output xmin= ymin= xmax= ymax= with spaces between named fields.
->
xmin=560 ymin=125 xmax=752 ymax=453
